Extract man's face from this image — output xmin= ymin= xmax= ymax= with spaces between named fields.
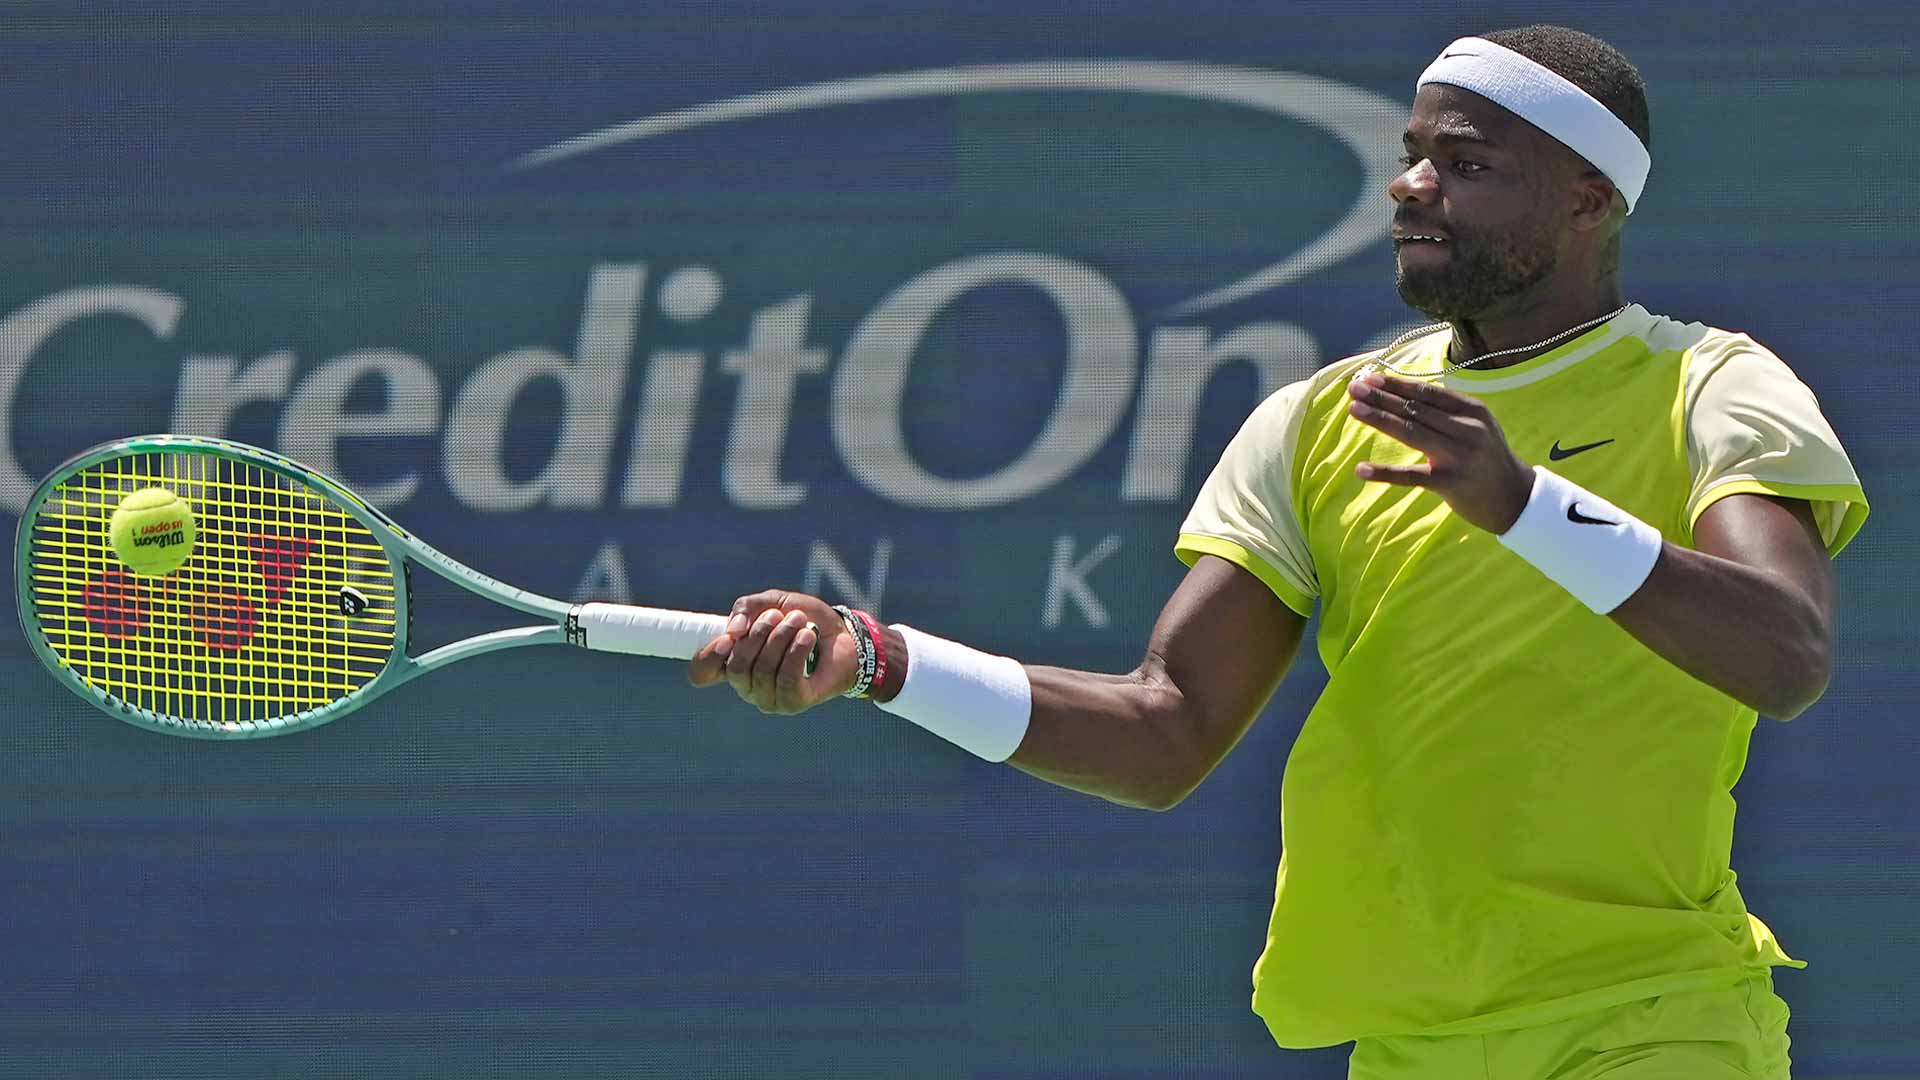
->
xmin=1389 ymin=84 xmax=1568 ymax=321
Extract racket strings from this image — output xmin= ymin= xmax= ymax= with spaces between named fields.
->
xmin=26 ymin=450 xmax=400 ymax=731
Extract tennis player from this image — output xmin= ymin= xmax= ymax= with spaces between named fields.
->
xmin=689 ymin=25 xmax=1867 ymax=1078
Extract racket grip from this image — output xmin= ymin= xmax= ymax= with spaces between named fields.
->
xmin=570 ymin=603 xmax=728 ymax=660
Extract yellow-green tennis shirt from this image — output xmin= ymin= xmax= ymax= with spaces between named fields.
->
xmin=1175 ymin=305 xmax=1869 ymax=1049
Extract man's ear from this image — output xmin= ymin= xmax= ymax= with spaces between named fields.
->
xmin=1569 ymin=172 xmax=1620 ymax=233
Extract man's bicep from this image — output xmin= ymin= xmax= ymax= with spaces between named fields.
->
xmin=1692 ymin=493 xmax=1836 ymax=627
xmin=1147 ymin=554 xmax=1307 ymax=767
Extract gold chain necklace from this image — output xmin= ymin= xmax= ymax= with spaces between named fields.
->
xmin=1357 ymin=303 xmax=1632 ymax=381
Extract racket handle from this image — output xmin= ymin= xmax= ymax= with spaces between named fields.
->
xmin=570 ymin=603 xmax=728 ymax=660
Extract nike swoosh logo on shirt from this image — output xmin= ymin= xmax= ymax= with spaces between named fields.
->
xmin=1567 ymin=504 xmax=1619 ymax=526
xmin=1548 ymin=438 xmax=1615 ymax=461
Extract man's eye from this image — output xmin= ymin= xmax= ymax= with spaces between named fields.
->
xmin=1453 ymin=160 xmax=1486 ymax=175
xmin=1397 ymin=154 xmax=1421 ymax=168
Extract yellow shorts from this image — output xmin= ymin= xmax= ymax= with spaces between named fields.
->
xmin=1348 ymin=971 xmax=1793 ymax=1079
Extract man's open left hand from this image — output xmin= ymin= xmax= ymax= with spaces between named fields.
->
xmin=1346 ymin=371 xmax=1536 ymax=535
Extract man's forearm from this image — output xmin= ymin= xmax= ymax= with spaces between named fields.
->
xmin=871 ymin=629 xmax=1196 ymax=810
xmin=1008 ymin=664 xmax=1201 ymax=811
xmin=1610 ymin=542 xmax=1832 ymax=720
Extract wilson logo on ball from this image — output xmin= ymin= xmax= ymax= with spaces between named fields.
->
xmin=131 ymin=524 xmax=187 ymax=548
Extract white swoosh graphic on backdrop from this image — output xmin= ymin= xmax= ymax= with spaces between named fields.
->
xmin=509 ymin=60 xmax=1402 ymax=315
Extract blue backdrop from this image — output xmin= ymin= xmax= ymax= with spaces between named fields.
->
xmin=2 ymin=3 xmax=1914 ymax=1076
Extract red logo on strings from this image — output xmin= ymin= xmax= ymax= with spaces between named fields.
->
xmin=82 ymin=570 xmax=149 ymax=639
xmin=81 ymin=532 xmax=317 ymax=652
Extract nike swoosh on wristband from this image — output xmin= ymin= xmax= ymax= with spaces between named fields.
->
xmin=1548 ymin=438 xmax=1615 ymax=461
xmin=1567 ymin=504 xmax=1619 ymax=526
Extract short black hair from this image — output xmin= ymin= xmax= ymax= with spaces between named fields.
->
xmin=1480 ymin=25 xmax=1651 ymax=150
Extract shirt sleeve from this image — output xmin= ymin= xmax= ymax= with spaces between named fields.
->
xmin=1174 ymin=376 xmax=1319 ymax=616
xmin=1682 ymin=332 xmax=1869 ymax=556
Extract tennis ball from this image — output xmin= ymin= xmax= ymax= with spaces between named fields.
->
xmin=109 ymin=487 xmax=197 ymax=577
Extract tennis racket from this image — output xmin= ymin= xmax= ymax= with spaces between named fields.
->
xmin=15 ymin=434 xmax=782 ymax=739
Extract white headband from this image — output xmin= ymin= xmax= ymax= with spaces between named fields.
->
xmin=1416 ymin=36 xmax=1650 ymax=213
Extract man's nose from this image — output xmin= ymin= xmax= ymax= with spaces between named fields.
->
xmin=1389 ymin=159 xmax=1438 ymax=204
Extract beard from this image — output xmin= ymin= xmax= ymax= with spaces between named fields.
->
xmin=1394 ymin=221 xmax=1558 ymax=321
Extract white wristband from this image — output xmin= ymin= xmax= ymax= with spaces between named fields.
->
xmin=875 ymin=624 xmax=1032 ymax=762
xmin=1497 ymin=466 xmax=1664 ymax=614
